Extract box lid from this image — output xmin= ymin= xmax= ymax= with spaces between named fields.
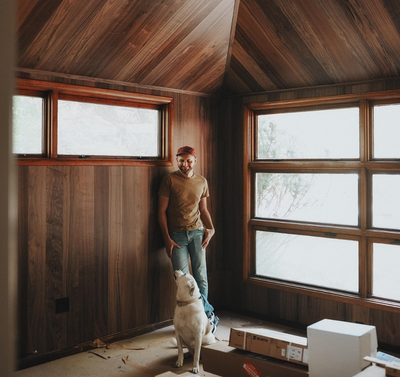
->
xmin=308 ymin=319 xmax=376 ymax=337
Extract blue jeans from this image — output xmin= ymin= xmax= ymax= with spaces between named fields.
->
xmin=170 ymin=228 xmax=214 ymax=317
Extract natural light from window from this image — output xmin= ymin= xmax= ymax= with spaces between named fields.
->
xmin=373 ymin=104 xmax=400 ymax=159
xmin=257 ymin=107 xmax=359 ymax=159
xmin=58 ymin=100 xmax=160 ymax=157
xmin=256 ymin=173 xmax=359 ymax=225
xmin=255 ymin=231 xmax=359 ymax=292
xmin=12 ymin=95 xmax=43 ymax=154
xmin=373 ymin=243 xmax=400 ymax=301
xmin=372 ymin=175 xmax=400 ymax=230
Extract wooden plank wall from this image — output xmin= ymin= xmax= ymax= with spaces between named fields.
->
xmin=17 ymin=72 xmax=222 ymax=361
xmin=220 ymin=78 xmax=400 ymax=350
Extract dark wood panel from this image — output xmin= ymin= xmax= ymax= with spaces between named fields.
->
xmin=17 ymin=76 xmax=220 ymax=362
xmin=93 ymin=166 xmax=110 ymax=337
xmin=17 ymin=0 xmax=235 ymax=94
xmin=27 ymin=167 xmax=47 ymax=355
xmin=226 ymin=0 xmax=400 ymax=94
xmin=17 ymin=167 xmax=29 ymax=358
xmin=45 ymin=167 xmax=66 ymax=352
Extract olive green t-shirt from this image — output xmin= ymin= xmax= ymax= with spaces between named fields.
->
xmin=158 ymin=170 xmax=209 ymax=232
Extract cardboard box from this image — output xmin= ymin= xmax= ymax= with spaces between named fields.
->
xmin=307 ymin=319 xmax=377 ymax=377
xmin=386 ymin=361 xmax=400 ymax=377
xmin=202 ymin=341 xmax=309 ymax=377
xmin=229 ymin=327 xmax=308 ymax=365
xmin=353 ymin=365 xmax=385 ymax=376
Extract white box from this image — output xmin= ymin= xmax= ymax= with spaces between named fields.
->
xmin=307 ymin=319 xmax=377 ymax=377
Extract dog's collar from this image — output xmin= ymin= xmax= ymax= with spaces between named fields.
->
xmin=176 ymin=296 xmax=201 ymax=306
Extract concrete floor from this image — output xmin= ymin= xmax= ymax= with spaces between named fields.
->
xmin=14 ymin=311 xmax=301 ymax=377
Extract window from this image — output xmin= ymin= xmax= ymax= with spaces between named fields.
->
xmin=57 ymin=99 xmax=159 ymax=157
xmin=13 ymin=79 xmax=173 ymax=165
xmin=12 ymin=95 xmax=44 ymax=155
xmin=245 ymin=95 xmax=400 ymax=306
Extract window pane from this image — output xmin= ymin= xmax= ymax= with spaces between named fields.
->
xmin=257 ymin=108 xmax=359 ymax=159
xmin=255 ymin=231 xmax=359 ymax=292
xmin=372 ymin=243 xmax=400 ymax=301
xmin=256 ymin=173 xmax=359 ymax=226
xmin=58 ymin=100 xmax=160 ymax=157
xmin=12 ymin=95 xmax=43 ymax=154
xmin=373 ymin=104 xmax=400 ymax=159
xmin=372 ymin=175 xmax=400 ymax=230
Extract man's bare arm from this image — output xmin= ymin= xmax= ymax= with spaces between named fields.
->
xmin=199 ymin=197 xmax=215 ymax=248
xmin=158 ymin=195 xmax=180 ymax=257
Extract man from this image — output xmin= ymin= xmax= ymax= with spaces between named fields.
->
xmin=158 ymin=146 xmax=219 ymax=333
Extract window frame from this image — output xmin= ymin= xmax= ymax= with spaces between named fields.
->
xmin=243 ymin=92 xmax=400 ymax=311
xmin=15 ymin=78 xmax=173 ymax=166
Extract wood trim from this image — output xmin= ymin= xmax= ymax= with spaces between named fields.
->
xmin=48 ymin=90 xmax=58 ymax=158
xmin=243 ymin=105 xmax=253 ymax=281
xmin=58 ymin=93 xmax=162 ymax=110
xmin=17 ymin=78 xmax=173 ymax=105
xmin=249 ymin=161 xmax=400 ymax=171
xmin=246 ymin=89 xmax=400 ymax=111
xmin=244 ymin=277 xmax=400 ymax=313
xmin=16 ymin=159 xmax=173 ymax=166
xmin=17 ymin=68 xmax=213 ymax=98
xmin=359 ymin=236 xmax=368 ymax=298
xmin=15 ymin=78 xmax=174 ymax=166
xmin=360 ymin=99 xmax=370 ymax=162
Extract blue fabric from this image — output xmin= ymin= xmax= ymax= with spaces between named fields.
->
xmin=170 ymin=228 xmax=214 ymax=317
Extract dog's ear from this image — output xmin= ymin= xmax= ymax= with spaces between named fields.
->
xmin=189 ymin=283 xmax=195 ymax=297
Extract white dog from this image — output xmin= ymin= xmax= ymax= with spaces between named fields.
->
xmin=173 ymin=270 xmax=216 ymax=374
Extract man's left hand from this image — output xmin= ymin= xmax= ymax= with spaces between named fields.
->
xmin=202 ymin=228 xmax=215 ymax=248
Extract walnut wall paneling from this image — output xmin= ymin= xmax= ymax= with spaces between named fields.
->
xmin=17 ymin=77 xmax=220 ymax=362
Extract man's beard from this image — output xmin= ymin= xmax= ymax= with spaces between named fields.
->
xmin=179 ymin=165 xmax=192 ymax=175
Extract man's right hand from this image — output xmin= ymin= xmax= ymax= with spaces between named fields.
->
xmin=165 ymin=238 xmax=181 ymax=258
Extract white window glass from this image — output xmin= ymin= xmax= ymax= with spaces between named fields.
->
xmin=12 ymin=95 xmax=43 ymax=154
xmin=257 ymin=107 xmax=359 ymax=159
xmin=373 ymin=104 xmax=400 ymax=159
xmin=256 ymin=173 xmax=359 ymax=226
xmin=58 ymin=100 xmax=160 ymax=157
xmin=372 ymin=243 xmax=400 ymax=301
xmin=372 ymin=175 xmax=400 ymax=230
xmin=255 ymin=231 xmax=359 ymax=292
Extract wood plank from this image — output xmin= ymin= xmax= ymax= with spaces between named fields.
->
xmin=66 ymin=166 xmax=95 ymax=347
xmin=45 ymin=166 xmax=65 ymax=352
xmin=17 ymin=167 xmax=29 ymax=358
xmin=108 ymin=166 xmax=123 ymax=334
xmin=93 ymin=166 xmax=110 ymax=337
xmin=27 ymin=166 xmax=47 ymax=355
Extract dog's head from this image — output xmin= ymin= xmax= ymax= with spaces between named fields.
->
xmin=174 ymin=270 xmax=200 ymax=300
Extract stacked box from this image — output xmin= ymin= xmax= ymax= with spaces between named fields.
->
xmin=307 ymin=319 xmax=377 ymax=377
xmin=202 ymin=341 xmax=309 ymax=377
xmin=229 ymin=327 xmax=308 ymax=365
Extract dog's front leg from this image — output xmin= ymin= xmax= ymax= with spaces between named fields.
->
xmin=192 ymin=335 xmax=202 ymax=374
xmin=175 ymin=332 xmax=184 ymax=368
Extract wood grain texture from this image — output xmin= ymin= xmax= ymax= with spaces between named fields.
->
xmin=226 ymin=0 xmax=400 ymax=94
xmin=16 ymin=0 xmax=400 ymax=95
xmin=17 ymin=74 xmax=220 ymax=361
xmin=17 ymin=0 xmax=236 ymax=95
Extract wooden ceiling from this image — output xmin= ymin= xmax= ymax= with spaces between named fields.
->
xmin=16 ymin=0 xmax=400 ymax=96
